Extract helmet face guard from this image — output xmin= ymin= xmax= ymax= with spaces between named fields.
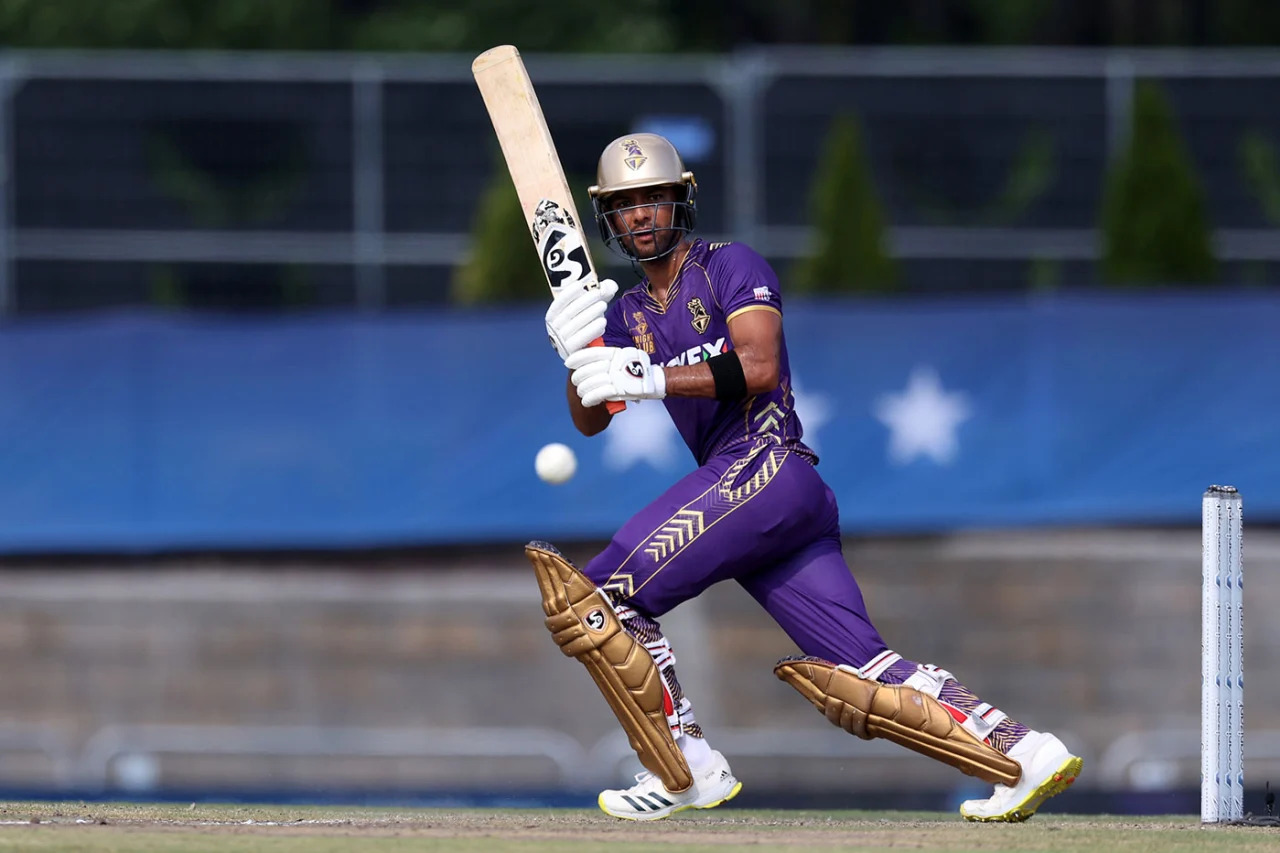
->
xmin=589 ymin=134 xmax=698 ymax=262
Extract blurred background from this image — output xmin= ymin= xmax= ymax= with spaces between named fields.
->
xmin=0 ymin=0 xmax=1277 ymax=815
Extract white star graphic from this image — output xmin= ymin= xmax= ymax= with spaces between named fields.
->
xmin=874 ymin=366 xmax=972 ymax=466
xmin=791 ymin=376 xmax=831 ymax=454
xmin=603 ymin=399 xmax=681 ymax=472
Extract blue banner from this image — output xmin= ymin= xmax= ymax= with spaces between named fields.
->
xmin=0 ymin=292 xmax=1275 ymax=552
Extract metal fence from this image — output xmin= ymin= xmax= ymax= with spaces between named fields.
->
xmin=2 ymin=47 xmax=1280 ymax=312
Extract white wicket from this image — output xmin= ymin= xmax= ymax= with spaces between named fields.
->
xmin=1201 ymin=484 xmax=1243 ymax=823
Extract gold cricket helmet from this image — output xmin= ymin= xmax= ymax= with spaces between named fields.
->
xmin=589 ymin=133 xmax=698 ymax=262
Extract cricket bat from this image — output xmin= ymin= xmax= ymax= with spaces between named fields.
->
xmin=472 ymin=44 xmax=625 ymax=415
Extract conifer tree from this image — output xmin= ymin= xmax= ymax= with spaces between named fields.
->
xmin=451 ymin=157 xmax=544 ymax=304
xmin=792 ymin=114 xmax=897 ymax=294
xmin=1100 ymin=80 xmax=1217 ymax=285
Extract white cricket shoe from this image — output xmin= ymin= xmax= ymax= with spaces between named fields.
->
xmin=959 ymin=731 xmax=1083 ymax=823
xmin=597 ymin=750 xmax=742 ymax=821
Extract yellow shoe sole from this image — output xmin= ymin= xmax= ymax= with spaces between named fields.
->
xmin=963 ymin=755 xmax=1084 ymax=823
xmin=598 ymin=780 xmax=743 ymax=822
xmin=694 ymin=780 xmax=744 ymax=811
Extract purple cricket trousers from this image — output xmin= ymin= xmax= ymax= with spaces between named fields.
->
xmin=584 ymin=440 xmax=888 ymax=667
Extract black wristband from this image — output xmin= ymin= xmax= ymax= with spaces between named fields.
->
xmin=708 ymin=350 xmax=748 ymax=400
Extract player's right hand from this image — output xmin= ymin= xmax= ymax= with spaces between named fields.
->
xmin=545 ymin=278 xmax=618 ymax=361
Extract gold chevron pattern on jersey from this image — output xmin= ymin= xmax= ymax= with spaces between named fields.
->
xmin=642 ymin=509 xmax=707 ymax=563
xmin=602 ymin=443 xmax=787 ymax=605
xmin=717 ymin=443 xmax=783 ymax=503
xmin=603 ymin=575 xmax=637 ymax=598
xmin=753 ymin=402 xmax=782 ymax=435
xmin=635 ymin=444 xmax=781 ymax=557
xmin=739 ymin=377 xmax=795 ymax=443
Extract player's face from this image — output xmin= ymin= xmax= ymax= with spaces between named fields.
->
xmin=604 ymin=186 xmax=680 ymax=258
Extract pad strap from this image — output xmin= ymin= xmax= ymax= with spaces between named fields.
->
xmin=775 ymin=655 xmax=1021 ymax=787
xmin=964 ymin=703 xmax=1009 ymax=741
xmin=526 ymin=541 xmax=693 ymax=793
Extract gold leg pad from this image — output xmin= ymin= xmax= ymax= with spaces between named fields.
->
xmin=526 ymin=542 xmax=693 ymax=794
xmin=775 ymin=656 xmax=1021 ymax=787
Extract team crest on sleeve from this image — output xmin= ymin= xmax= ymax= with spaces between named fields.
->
xmin=630 ymin=311 xmax=654 ymax=354
xmin=687 ymin=298 xmax=711 ymax=334
xmin=753 ymin=285 xmax=773 ymax=302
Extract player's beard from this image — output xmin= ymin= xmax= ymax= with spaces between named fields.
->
xmin=628 ymin=223 xmax=680 ymax=261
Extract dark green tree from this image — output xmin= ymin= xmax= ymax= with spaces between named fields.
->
xmin=791 ymin=114 xmax=897 ymax=294
xmin=451 ymin=156 xmax=545 ymax=305
xmin=1239 ymin=130 xmax=1280 ymax=224
xmin=1235 ymin=129 xmax=1280 ymax=284
xmin=349 ymin=0 xmax=677 ymax=52
xmin=1100 ymin=80 xmax=1217 ymax=285
xmin=146 ymin=121 xmax=310 ymax=309
xmin=7 ymin=1 xmax=1280 ymax=52
xmin=0 ymin=0 xmax=336 ymax=49
xmin=903 ymin=128 xmax=1056 ymax=226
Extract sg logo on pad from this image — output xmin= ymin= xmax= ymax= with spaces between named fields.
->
xmin=584 ymin=609 xmax=607 ymax=632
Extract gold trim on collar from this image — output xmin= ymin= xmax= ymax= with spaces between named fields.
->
xmin=642 ymin=240 xmax=702 ymax=313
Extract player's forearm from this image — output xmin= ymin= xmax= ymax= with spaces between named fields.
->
xmin=663 ymin=349 xmax=779 ymax=398
xmin=567 ymin=373 xmax=612 ymax=435
xmin=660 ymin=362 xmax=715 ymax=397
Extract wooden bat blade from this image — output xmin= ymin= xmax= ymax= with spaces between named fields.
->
xmin=471 ymin=45 xmax=591 ymax=260
xmin=473 ymin=45 xmax=624 ymax=415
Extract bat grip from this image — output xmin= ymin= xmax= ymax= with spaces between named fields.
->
xmin=587 ymin=337 xmax=626 ymax=415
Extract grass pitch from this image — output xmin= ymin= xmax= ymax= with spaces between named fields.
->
xmin=0 ymin=802 xmax=1275 ymax=852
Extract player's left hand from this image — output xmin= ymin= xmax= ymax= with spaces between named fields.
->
xmin=565 ymin=345 xmax=666 ymax=408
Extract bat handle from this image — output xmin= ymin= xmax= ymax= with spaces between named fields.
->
xmin=587 ymin=337 xmax=627 ymax=415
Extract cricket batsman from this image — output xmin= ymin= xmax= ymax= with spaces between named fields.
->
xmin=530 ymin=132 xmax=1083 ymax=821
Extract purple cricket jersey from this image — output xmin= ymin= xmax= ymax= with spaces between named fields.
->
xmin=603 ymin=239 xmax=815 ymax=466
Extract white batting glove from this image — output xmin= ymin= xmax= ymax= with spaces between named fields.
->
xmin=544 ymin=278 xmax=618 ymax=361
xmin=565 ymin=345 xmax=666 ymax=409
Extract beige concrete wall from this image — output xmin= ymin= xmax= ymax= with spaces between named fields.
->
xmin=1 ymin=528 xmax=1276 ymax=797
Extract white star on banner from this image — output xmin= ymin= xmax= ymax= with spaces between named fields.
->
xmin=603 ymin=399 xmax=681 ymax=472
xmin=874 ymin=366 xmax=972 ymax=466
xmin=791 ymin=376 xmax=831 ymax=454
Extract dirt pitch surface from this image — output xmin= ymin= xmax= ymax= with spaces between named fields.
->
xmin=0 ymin=802 xmax=1277 ymax=852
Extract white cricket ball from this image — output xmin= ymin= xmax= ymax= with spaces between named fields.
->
xmin=535 ymin=442 xmax=577 ymax=485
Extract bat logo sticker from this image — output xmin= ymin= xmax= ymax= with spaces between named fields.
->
xmin=538 ymin=224 xmax=592 ymax=292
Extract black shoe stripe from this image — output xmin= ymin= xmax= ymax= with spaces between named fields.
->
xmin=622 ymin=795 xmax=649 ymax=812
xmin=647 ymin=793 xmax=674 ymax=807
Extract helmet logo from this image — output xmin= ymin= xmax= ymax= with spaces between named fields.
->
xmin=620 ymin=138 xmax=648 ymax=171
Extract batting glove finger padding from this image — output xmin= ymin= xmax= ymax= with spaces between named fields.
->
xmin=545 ymin=278 xmax=619 ymax=361
xmin=576 ymin=378 xmax=617 ymax=409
